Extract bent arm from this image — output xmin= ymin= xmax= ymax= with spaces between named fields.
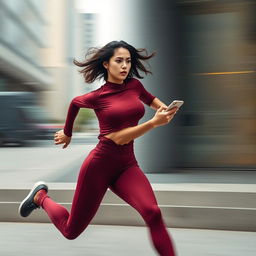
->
xmin=110 ymin=105 xmax=177 ymax=145
xmin=63 ymin=99 xmax=80 ymax=137
xmin=109 ymin=120 xmax=155 ymax=145
xmin=150 ymin=97 xmax=168 ymax=110
xmin=63 ymin=93 xmax=95 ymax=137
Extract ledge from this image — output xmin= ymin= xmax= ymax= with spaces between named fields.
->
xmin=1 ymin=183 xmax=256 ymax=231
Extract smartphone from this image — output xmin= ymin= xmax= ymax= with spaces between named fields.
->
xmin=165 ymin=100 xmax=184 ymax=111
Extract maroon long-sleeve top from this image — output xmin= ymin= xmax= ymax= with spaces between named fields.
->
xmin=63 ymin=78 xmax=156 ymax=140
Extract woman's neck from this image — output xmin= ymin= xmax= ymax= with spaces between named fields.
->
xmin=107 ymin=78 xmax=124 ymax=85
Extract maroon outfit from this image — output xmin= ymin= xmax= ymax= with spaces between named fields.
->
xmin=40 ymin=78 xmax=176 ymax=256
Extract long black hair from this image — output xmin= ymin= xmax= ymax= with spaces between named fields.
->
xmin=73 ymin=40 xmax=156 ymax=83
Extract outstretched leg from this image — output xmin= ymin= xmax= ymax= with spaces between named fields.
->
xmin=109 ymin=165 xmax=176 ymax=256
xmin=32 ymin=152 xmax=109 ymax=240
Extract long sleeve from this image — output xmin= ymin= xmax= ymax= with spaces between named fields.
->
xmin=63 ymin=91 xmax=97 ymax=137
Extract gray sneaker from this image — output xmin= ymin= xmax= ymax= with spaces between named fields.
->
xmin=18 ymin=181 xmax=48 ymax=217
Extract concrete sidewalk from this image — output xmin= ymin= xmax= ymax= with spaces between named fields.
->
xmin=0 ymin=223 xmax=255 ymax=256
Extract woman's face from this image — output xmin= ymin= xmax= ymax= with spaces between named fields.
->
xmin=103 ymin=47 xmax=131 ymax=84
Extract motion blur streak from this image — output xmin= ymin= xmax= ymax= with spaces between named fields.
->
xmin=195 ymin=71 xmax=256 ymax=75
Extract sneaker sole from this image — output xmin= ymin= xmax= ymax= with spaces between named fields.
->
xmin=18 ymin=181 xmax=48 ymax=217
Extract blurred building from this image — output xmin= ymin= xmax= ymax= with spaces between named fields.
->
xmin=41 ymin=3 xmax=99 ymax=123
xmin=173 ymin=0 xmax=256 ymax=169
xmin=0 ymin=0 xmax=51 ymax=93
xmin=74 ymin=12 xmax=101 ymax=131
xmin=0 ymin=0 xmax=91 ymax=122
xmin=40 ymin=0 xmax=79 ymax=120
xmin=80 ymin=13 xmax=98 ymax=56
xmin=74 ymin=12 xmax=99 ymax=94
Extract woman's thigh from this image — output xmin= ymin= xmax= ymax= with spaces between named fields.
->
xmin=67 ymin=149 xmax=113 ymax=230
xmin=109 ymin=165 xmax=158 ymax=214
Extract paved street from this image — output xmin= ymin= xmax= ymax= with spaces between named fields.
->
xmin=1 ymin=133 xmax=256 ymax=185
xmin=0 ymin=223 xmax=256 ymax=256
xmin=0 ymin=133 xmax=97 ymax=185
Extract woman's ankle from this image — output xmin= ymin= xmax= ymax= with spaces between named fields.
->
xmin=34 ymin=189 xmax=47 ymax=206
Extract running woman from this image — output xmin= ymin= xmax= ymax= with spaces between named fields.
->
xmin=19 ymin=40 xmax=178 ymax=256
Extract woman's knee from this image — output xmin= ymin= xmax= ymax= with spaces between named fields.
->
xmin=142 ymin=205 xmax=163 ymax=224
xmin=63 ymin=227 xmax=83 ymax=240
xmin=64 ymin=232 xmax=80 ymax=240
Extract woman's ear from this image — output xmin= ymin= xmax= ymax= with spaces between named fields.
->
xmin=103 ymin=61 xmax=108 ymax=69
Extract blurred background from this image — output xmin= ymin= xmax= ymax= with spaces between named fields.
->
xmin=0 ymin=0 xmax=255 ymax=184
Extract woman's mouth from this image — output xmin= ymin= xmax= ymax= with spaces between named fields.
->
xmin=120 ymin=72 xmax=127 ymax=76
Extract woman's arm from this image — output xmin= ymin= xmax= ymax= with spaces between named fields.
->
xmin=150 ymin=97 xmax=168 ymax=110
xmin=63 ymin=92 xmax=96 ymax=137
xmin=55 ymin=92 xmax=97 ymax=148
xmin=109 ymin=106 xmax=178 ymax=145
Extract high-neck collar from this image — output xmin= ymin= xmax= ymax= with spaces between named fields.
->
xmin=104 ymin=80 xmax=126 ymax=89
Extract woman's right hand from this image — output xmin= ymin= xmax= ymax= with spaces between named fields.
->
xmin=150 ymin=106 xmax=178 ymax=128
xmin=54 ymin=129 xmax=71 ymax=149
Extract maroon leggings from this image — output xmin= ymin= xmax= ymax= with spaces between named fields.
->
xmin=41 ymin=136 xmax=176 ymax=256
